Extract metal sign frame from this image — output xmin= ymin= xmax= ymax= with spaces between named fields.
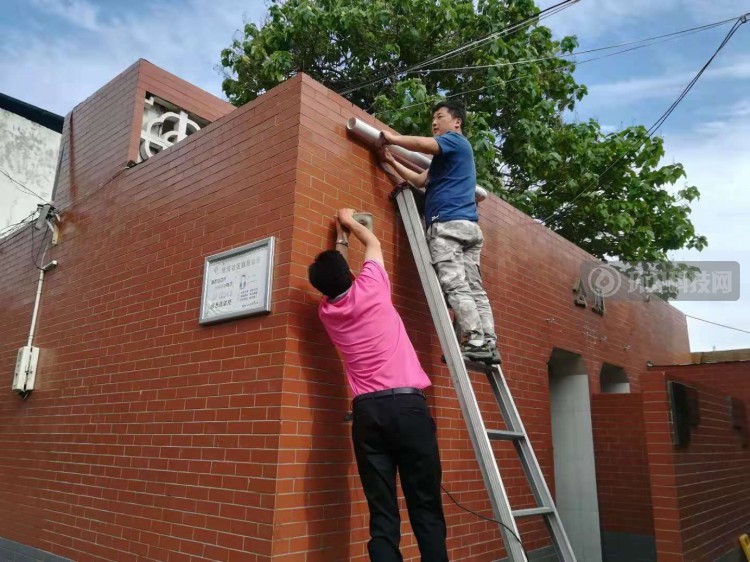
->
xmin=199 ymin=236 xmax=275 ymax=325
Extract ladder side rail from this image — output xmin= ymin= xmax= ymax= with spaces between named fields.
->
xmin=394 ymin=188 xmax=528 ymax=562
xmin=487 ymin=366 xmax=578 ymax=562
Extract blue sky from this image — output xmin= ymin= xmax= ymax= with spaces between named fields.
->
xmin=1 ymin=0 xmax=749 ymax=351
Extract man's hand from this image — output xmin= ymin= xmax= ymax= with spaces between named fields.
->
xmin=379 ymin=130 xmax=398 ymax=146
xmin=377 ymin=145 xmax=428 ymax=189
xmin=378 ymin=148 xmax=406 ymax=186
xmin=379 ymin=130 xmax=440 ymax=155
xmin=337 ymin=208 xmax=356 ymax=230
xmin=337 ymin=208 xmax=383 ymax=266
xmin=380 ymin=147 xmax=397 ymax=165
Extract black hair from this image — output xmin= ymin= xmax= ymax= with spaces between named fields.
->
xmin=432 ymin=100 xmax=467 ymax=131
xmin=308 ymin=250 xmax=353 ymax=299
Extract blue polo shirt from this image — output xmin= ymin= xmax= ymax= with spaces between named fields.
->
xmin=424 ymin=131 xmax=478 ymax=226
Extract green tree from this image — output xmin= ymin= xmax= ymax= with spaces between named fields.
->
xmin=220 ymin=0 xmax=707 ymax=262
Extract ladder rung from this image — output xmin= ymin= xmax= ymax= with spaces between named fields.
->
xmin=487 ymin=429 xmax=525 ymax=441
xmin=463 ymin=358 xmax=496 ymax=373
xmin=513 ymin=506 xmax=554 ymax=518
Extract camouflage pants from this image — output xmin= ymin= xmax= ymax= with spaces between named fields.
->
xmin=426 ymin=220 xmax=496 ymax=344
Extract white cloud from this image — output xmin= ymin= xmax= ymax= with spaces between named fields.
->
xmin=585 ymin=60 xmax=750 ymax=107
xmin=722 ymin=98 xmax=750 ymax=118
xmin=681 ymin=0 xmax=750 ymax=22
xmin=0 ymin=0 xmax=267 ymax=115
xmin=32 ymin=0 xmax=101 ymax=31
xmin=666 ymin=107 xmax=750 ymax=350
xmin=537 ymin=0 xmax=680 ymax=39
xmin=538 ymin=0 xmax=746 ymax=40
xmin=0 ymin=0 xmax=267 ymax=229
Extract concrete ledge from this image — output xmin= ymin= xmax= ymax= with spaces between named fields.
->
xmin=602 ymin=531 xmax=656 ymax=562
xmin=0 ymin=537 xmax=71 ymax=562
xmin=716 ymin=545 xmax=746 ymax=562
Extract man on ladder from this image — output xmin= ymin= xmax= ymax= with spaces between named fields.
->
xmin=379 ymin=100 xmax=501 ymax=365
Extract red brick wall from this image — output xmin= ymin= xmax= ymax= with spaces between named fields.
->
xmin=0 ymin=65 xmax=300 ymax=562
xmin=591 ymin=393 xmax=654 ymax=536
xmin=53 ymin=59 xmax=233 ymax=210
xmin=0 ymin=64 xmax=694 ymax=562
xmin=657 ymin=361 xmax=750 ymax=406
xmin=643 ymin=367 xmax=750 ymax=562
xmin=279 ymin=74 xmax=691 ymax=561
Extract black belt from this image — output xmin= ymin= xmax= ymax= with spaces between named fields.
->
xmin=353 ymin=387 xmax=425 ymax=406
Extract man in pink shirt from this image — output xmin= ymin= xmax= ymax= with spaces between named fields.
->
xmin=308 ymin=208 xmax=449 ymax=562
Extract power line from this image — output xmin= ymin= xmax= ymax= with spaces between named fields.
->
xmin=0 ymin=209 xmax=39 ymax=239
xmin=337 ymin=0 xmax=579 ymax=96
xmin=373 ymin=18 xmax=733 ymax=118
xmin=440 ymin=484 xmax=528 ymax=559
xmin=366 ymin=12 xmax=747 ymax=227
xmin=409 ymin=16 xmax=735 ymax=75
xmin=684 ymin=314 xmax=750 ymax=335
xmin=646 ymin=17 xmax=744 ymax=136
xmin=400 ymin=0 xmax=579 ymax=74
xmin=540 ymin=14 xmax=748 ymax=226
xmin=0 ymin=167 xmax=48 ymax=202
xmin=372 ymin=27 xmax=716 ymax=115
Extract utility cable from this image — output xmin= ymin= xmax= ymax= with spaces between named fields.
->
xmin=31 ymin=221 xmax=52 ymax=271
xmin=646 ymin=18 xmax=744 ymax=137
xmin=0 ymin=209 xmax=38 ymax=238
xmin=409 ymin=16 xmax=735 ymax=75
xmin=372 ymin=13 xmax=742 ymax=116
xmin=441 ymin=483 xmax=529 ymax=560
xmin=378 ymin=37 xmax=692 ymax=116
xmin=684 ymin=314 xmax=750 ymax=335
xmin=337 ymin=0 xmax=579 ymax=96
xmin=397 ymin=0 xmax=578 ymax=75
xmin=540 ymin=15 xmax=748 ymax=226
xmin=372 ymin=13 xmax=744 ymax=116
xmin=0 ymin=168 xmax=48 ymax=202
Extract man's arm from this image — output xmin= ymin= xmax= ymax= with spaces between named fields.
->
xmin=381 ymin=130 xmax=440 ymax=155
xmin=381 ymin=148 xmax=428 ymax=189
xmin=334 ymin=215 xmax=349 ymax=260
xmin=337 ymin=208 xmax=383 ymax=267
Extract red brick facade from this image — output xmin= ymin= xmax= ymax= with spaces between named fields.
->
xmin=592 ymin=393 xmax=654 ymax=537
xmin=1 ymin=61 xmax=726 ymax=562
xmin=643 ymin=364 xmax=750 ymax=561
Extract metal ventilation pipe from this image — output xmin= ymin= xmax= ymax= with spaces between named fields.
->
xmin=346 ymin=117 xmax=488 ymax=202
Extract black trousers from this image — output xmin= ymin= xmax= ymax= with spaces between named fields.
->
xmin=352 ymin=393 xmax=449 ymax=562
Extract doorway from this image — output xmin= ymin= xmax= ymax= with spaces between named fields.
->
xmin=548 ymin=348 xmax=602 ymax=562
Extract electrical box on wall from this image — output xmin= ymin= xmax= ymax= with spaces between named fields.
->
xmin=12 ymin=346 xmax=39 ymax=393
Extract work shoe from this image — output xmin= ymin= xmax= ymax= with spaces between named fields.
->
xmin=460 ymin=341 xmax=493 ymax=361
xmin=486 ymin=342 xmax=502 ymax=365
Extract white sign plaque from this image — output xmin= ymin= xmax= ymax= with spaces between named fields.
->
xmin=199 ymin=237 xmax=275 ymax=324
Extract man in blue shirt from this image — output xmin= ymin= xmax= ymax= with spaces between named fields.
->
xmin=380 ymin=101 xmax=500 ymax=364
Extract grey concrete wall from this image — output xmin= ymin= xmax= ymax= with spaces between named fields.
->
xmin=550 ymin=350 xmax=603 ymax=562
xmin=0 ymin=537 xmax=70 ymax=562
xmin=0 ymin=108 xmax=60 ymax=231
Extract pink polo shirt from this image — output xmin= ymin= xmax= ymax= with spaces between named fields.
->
xmin=318 ymin=260 xmax=432 ymax=397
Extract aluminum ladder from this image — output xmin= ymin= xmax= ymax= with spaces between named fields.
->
xmin=392 ymin=186 xmax=577 ymax=562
